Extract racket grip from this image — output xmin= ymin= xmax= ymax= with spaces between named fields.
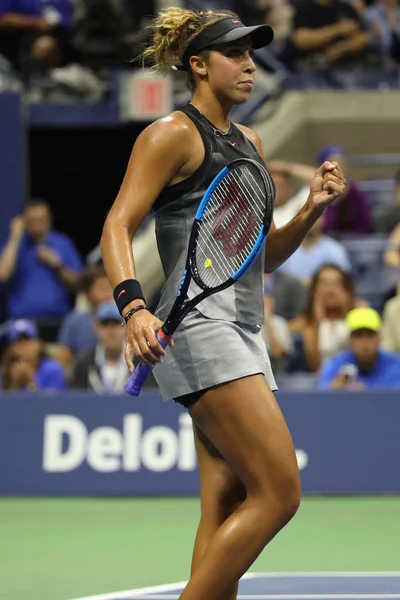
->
xmin=124 ymin=332 xmax=171 ymax=397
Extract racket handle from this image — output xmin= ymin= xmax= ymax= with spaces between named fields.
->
xmin=124 ymin=332 xmax=171 ymax=397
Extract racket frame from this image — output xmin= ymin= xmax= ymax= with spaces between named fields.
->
xmin=161 ymin=158 xmax=274 ymax=337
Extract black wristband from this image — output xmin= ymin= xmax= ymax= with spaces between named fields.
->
xmin=113 ymin=279 xmax=146 ymax=315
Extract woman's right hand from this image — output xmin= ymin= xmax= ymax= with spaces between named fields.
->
xmin=124 ymin=307 xmax=173 ymax=372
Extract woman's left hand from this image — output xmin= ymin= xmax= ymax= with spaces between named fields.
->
xmin=309 ymin=161 xmax=347 ymax=210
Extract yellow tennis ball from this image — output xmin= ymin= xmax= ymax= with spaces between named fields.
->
xmin=204 ymin=258 xmax=213 ymax=268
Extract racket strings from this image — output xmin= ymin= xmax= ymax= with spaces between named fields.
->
xmin=195 ymin=164 xmax=267 ymax=288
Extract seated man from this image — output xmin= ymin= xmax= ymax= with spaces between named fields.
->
xmin=57 ymin=265 xmax=113 ymax=367
xmin=0 ymin=199 xmax=82 ymax=321
xmin=69 ymin=301 xmax=129 ymax=393
xmin=318 ymin=307 xmax=400 ymax=389
xmin=291 ymin=0 xmax=368 ymax=70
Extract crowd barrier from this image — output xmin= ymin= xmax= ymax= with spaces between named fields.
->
xmin=1 ymin=390 xmax=399 ymax=496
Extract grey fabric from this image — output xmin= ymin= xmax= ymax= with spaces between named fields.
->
xmin=153 ymin=309 xmax=277 ymax=400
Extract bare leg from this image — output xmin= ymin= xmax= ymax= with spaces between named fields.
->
xmin=178 ymin=374 xmax=301 ymax=600
xmin=190 ymin=424 xmax=245 ymax=600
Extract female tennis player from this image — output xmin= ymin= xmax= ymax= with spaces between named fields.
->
xmin=100 ymin=7 xmax=346 ymax=600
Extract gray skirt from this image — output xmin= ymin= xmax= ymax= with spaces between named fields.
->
xmin=153 ymin=309 xmax=277 ymax=401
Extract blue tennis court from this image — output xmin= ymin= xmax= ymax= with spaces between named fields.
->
xmin=72 ymin=573 xmax=400 ymax=600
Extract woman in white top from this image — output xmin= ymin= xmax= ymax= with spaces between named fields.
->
xmin=289 ymin=264 xmax=357 ymax=372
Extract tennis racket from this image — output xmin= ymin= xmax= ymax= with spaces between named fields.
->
xmin=124 ymin=157 xmax=275 ymax=396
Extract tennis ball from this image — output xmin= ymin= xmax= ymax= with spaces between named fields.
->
xmin=204 ymin=258 xmax=213 ymax=268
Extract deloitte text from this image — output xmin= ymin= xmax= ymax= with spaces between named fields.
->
xmin=43 ymin=413 xmax=196 ymax=473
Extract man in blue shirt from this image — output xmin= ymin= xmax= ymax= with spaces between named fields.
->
xmin=57 ymin=265 xmax=113 ymax=367
xmin=0 ymin=199 xmax=82 ymax=320
xmin=318 ymin=307 xmax=400 ymax=390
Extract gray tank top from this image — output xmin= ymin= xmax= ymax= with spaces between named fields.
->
xmin=153 ymin=102 xmax=267 ymax=325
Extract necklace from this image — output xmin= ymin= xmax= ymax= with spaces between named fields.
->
xmin=189 ymin=103 xmax=232 ymax=136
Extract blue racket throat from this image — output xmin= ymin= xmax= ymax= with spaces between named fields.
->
xmin=125 ymin=157 xmax=275 ymax=397
xmin=195 ymin=166 xmax=230 ymax=219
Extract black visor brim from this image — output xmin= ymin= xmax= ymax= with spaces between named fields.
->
xmin=174 ymin=23 xmax=274 ymax=71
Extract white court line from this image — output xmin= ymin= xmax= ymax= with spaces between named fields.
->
xmin=138 ymin=596 xmax=400 ymax=600
xmin=69 ymin=573 xmax=400 ymax=600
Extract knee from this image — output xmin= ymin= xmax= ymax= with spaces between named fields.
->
xmin=280 ymin=477 xmax=301 ymax=525
xmin=273 ymin=470 xmax=301 ymax=527
xmin=253 ymin=468 xmax=301 ymax=530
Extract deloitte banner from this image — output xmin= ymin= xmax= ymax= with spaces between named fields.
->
xmin=1 ymin=390 xmax=400 ymax=496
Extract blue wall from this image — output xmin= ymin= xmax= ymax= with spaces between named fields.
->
xmin=1 ymin=390 xmax=399 ymax=496
xmin=0 ymin=93 xmax=26 ymax=245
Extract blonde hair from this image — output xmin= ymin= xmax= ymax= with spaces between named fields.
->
xmin=141 ymin=6 xmax=238 ymax=74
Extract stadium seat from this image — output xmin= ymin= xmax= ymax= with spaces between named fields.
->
xmin=356 ymin=265 xmax=400 ymax=311
xmin=341 ymin=234 xmax=389 ymax=276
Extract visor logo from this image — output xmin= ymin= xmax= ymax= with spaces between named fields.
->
xmin=232 ymin=19 xmax=241 ymax=23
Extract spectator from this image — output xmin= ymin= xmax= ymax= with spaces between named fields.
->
xmin=1 ymin=319 xmax=66 ymax=391
xmin=0 ymin=0 xmax=76 ymax=81
xmin=264 ymin=271 xmax=307 ymax=320
xmin=364 ymin=0 xmax=400 ymax=67
xmin=262 ymin=293 xmax=293 ymax=373
xmin=290 ymin=264 xmax=356 ymax=371
xmin=318 ymin=307 xmax=400 ymax=389
xmin=0 ymin=199 xmax=82 ymax=321
xmin=318 ymin=146 xmax=373 ymax=236
xmin=381 ymin=289 xmax=400 ymax=353
xmin=70 ymin=301 xmax=129 ymax=393
xmin=57 ymin=265 xmax=113 ymax=367
xmin=278 ymin=216 xmax=351 ymax=282
xmin=268 ymin=160 xmax=313 ymax=228
xmin=291 ymin=0 xmax=368 ymax=70
xmin=373 ymin=166 xmax=400 ymax=234
xmin=383 ymin=221 xmax=400 ymax=267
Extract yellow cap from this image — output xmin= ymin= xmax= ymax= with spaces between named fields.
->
xmin=346 ymin=307 xmax=381 ymax=333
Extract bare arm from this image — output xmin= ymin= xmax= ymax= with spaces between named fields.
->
xmin=325 ymin=31 xmax=369 ymax=62
xmin=100 ymin=114 xmax=192 ymax=369
xmin=0 ymin=217 xmax=25 ymax=282
xmin=302 ymin=323 xmax=322 ymax=371
xmin=56 ymin=266 xmax=81 ymax=291
xmin=36 ymin=245 xmax=81 ymax=291
xmin=57 ymin=345 xmax=73 ymax=368
xmin=292 ymin=23 xmax=341 ymax=51
xmin=0 ymin=13 xmax=49 ymax=29
xmin=101 ymin=116 xmax=192 ymax=291
xmin=384 ymin=223 xmax=400 ymax=267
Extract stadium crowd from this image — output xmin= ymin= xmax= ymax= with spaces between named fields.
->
xmin=0 ymin=148 xmax=400 ymax=393
xmin=1 ymin=0 xmax=400 ymax=96
xmin=1 ymin=0 xmax=400 ymax=392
